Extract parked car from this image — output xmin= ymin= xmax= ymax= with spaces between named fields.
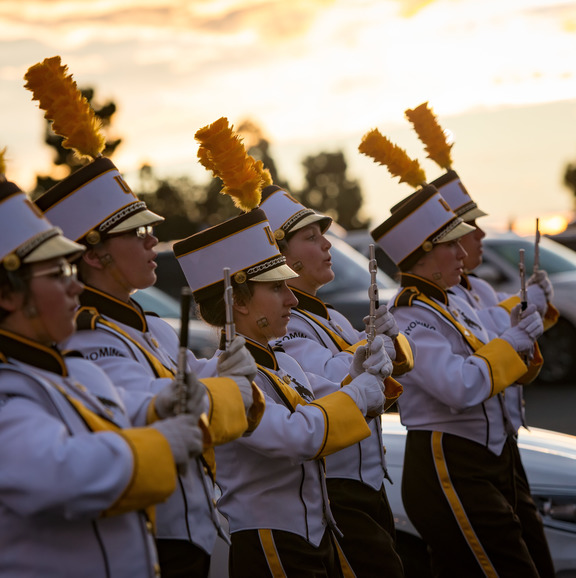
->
xmin=345 ymin=229 xmax=576 ymax=384
xmin=153 ymin=236 xmax=399 ymax=331
xmin=477 ymin=232 xmax=576 ymax=384
xmin=132 ymin=286 xmax=219 ymax=359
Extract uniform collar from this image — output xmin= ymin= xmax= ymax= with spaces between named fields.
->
xmin=0 ymin=328 xmax=68 ymax=376
xmin=290 ymin=287 xmax=330 ymax=319
xmin=80 ymin=286 xmax=149 ymax=332
xmin=230 ymin=334 xmax=279 ymax=370
xmin=459 ymin=273 xmax=472 ymax=290
xmin=400 ymin=273 xmax=449 ymax=305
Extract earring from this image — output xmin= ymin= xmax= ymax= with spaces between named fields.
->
xmin=292 ymin=261 xmax=303 ymax=272
xmin=257 ymin=317 xmax=269 ymax=329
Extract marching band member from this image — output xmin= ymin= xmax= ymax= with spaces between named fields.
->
xmin=259 ymin=185 xmax=408 ymax=577
xmin=405 ymin=101 xmax=555 ymax=577
xmin=27 ymin=56 xmax=261 ymax=578
xmin=174 ymin=117 xmax=393 ymax=578
xmin=361 ymin=127 xmax=547 ymax=577
xmin=0 ymin=159 xmax=204 ymax=577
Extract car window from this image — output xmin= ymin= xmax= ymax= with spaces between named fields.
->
xmin=132 ymin=287 xmax=181 ymax=318
xmin=485 ymin=238 xmax=576 ymax=275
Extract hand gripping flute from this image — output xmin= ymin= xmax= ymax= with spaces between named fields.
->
xmin=366 ymin=243 xmax=379 ymax=358
xmin=175 ymin=287 xmax=211 ymax=446
xmin=223 ymin=268 xmax=236 ymax=350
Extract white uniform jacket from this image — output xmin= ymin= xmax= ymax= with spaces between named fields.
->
xmin=274 ymin=288 xmax=407 ymax=490
xmin=62 ymin=286 xmax=250 ymax=554
xmin=391 ymin=274 xmax=532 ymax=456
xmin=214 ymin=336 xmax=372 ymax=546
xmin=0 ymin=329 xmax=176 ymax=578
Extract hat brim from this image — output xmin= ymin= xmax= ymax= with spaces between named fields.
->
xmin=24 ymin=234 xmax=85 ymax=264
xmin=460 ymin=207 xmax=488 ymax=222
xmin=437 ymin=221 xmax=476 ymax=243
xmin=107 ymin=209 xmax=165 ymax=234
xmin=289 ymin=214 xmax=332 ymax=235
xmin=251 ymin=263 xmax=299 ymax=282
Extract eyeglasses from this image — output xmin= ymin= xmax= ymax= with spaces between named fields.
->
xmin=109 ymin=226 xmax=154 ymax=240
xmin=29 ymin=262 xmax=78 ymax=284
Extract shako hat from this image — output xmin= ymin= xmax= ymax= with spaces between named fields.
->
xmin=24 ymin=56 xmax=163 ymax=246
xmin=0 ymin=150 xmax=84 ymax=272
xmin=358 ymin=124 xmax=473 ymax=271
xmin=371 ymin=185 xmax=473 ymax=271
xmin=174 ymin=117 xmax=297 ymax=304
xmin=405 ymin=102 xmax=487 ymax=223
xmin=259 ymin=184 xmax=332 ymax=242
xmin=174 ymin=208 xmax=297 ymax=303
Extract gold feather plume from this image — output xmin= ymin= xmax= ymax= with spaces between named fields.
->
xmin=358 ymin=128 xmax=427 ymax=188
xmin=195 ymin=117 xmax=270 ymax=212
xmin=23 ymin=56 xmax=106 ymax=161
xmin=405 ymin=102 xmax=453 ymax=170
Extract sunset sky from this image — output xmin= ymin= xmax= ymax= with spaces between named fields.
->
xmin=3 ymin=0 xmax=576 ymax=235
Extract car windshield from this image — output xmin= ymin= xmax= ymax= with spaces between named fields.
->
xmin=321 ymin=235 xmax=397 ymax=294
xmin=486 ymin=237 xmax=576 ymax=275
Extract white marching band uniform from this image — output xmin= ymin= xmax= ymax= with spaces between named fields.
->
xmin=0 ymin=330 xmax=175 ymax=577
xmin=62 ymin=286 xmax=249 ymax=556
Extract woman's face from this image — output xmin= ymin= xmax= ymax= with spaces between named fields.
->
xmin=86 ymin=226 xmax=158 ymax=301
xmin=459 ymin=220 xmax=486 ymax=272
xmin=283 ymin=223 xmax=334 ymax=295
xmin=1 ymin=258 xmax=84 ymax=345
xmin=411 ymin=240 xmax=468 ymax=289
xmin=234 ymin=280 xmax=299 ymax=345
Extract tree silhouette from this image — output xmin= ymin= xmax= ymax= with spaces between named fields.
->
xmin=299 ymin=151 xmax=369 ymax=231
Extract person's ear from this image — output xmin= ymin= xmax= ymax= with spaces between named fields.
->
xmin=82 ymin=248 xmax=109 ymax=270
xmin=0 ymin=285 xmax=24 ymax=313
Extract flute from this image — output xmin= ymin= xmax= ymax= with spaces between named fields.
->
xmin=534 ymin=217 xmax=541 ymax=274
xmin=223 ymin=267 xmax=235 ymax=350
xmin=367 ymin=243 xmax=379 ymax=356
xmin=519 ymin=249 xmax=527 ymax=312
xmin=176 ymin=286 xmax=192 ymax=415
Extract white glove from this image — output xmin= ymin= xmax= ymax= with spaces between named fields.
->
xmin=501 ymin=304 xmax=543 ymax=353
xmin=342 ymin=372 xmax=386 ymax=417
xmin=526 ymin=270 xmax=552 ymax=317
xmin=218 ymin=336 xmax=257 ymax=383
xmin=151 ymin=414 xmax=204 ymax=471
xmin=527 ymin=269 xmax=553 ymax=301
xmin=350 ymin=335 xmax=393 ymax=380
xmin=155 ymin=372 xmax=206 ymax=420
xmin=363 ymin=304 xmax=399 ymax=340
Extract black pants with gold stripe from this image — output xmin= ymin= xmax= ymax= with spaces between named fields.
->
xmin=402 ymin=431 xmax=555 ymax=578
xmin=327 ymin=478 xmax=404 ymax=577
xmin=228 ymin=528 xmax=344 ymax=578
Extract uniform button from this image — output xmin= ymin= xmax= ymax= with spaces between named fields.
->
xmin=151 ymin=338 xmax=159 ymax=348
xmin=146 ymin=521 xmax=153 ymax=532
xmin=212 ymin=498 xmax=218 ymax=507
xmin=154 ymin=563 xmax=161 ymax=576
xmin=282 ymin=375 xmax=291 ymax=384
